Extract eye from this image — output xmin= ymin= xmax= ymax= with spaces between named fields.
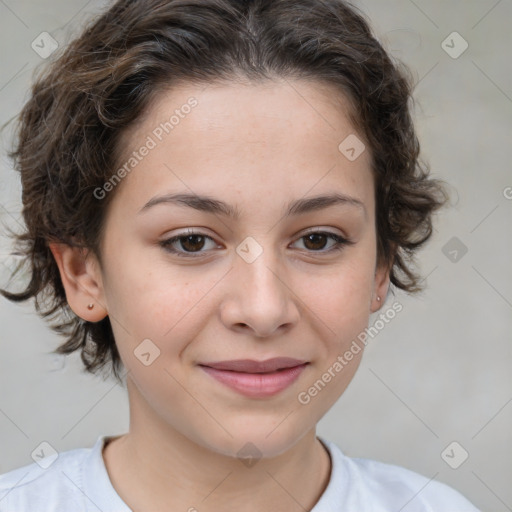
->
xmin=159 ymin=228 xmax=353 ymax=258
xmin=291 ymin=229 xmax=353 ymax=254
xmin=159 ymin=229 xmax=219 ymax=257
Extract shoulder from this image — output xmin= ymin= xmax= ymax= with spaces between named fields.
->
xmin=0 ymin=443 xmax=93 ymax=511
xmin=320 ymin=438 xmax=481 ymax=512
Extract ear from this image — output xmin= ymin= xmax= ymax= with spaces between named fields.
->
xmin=370 ymin=259 xmax=392 ymax=313
xmin=48 ymin=242 xmax=108 ymax=322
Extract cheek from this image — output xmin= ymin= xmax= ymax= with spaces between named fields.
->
xmin=303 ymin=257 xmax=375 ymax=328
xmin=103 ymin=238 xmax=204 ymax=325
xmin=293 ymin=262 xmax=374 ymax=415
xmin=298 ymin=251 xmax=376 ymax=375
xmin=105 ymin=259 xmax=222 ymax=374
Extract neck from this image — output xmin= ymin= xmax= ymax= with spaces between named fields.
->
xmin=103 ymin=379 xmax=332 ymax=512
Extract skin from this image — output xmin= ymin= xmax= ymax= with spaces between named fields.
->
xmin=50 ymin=77 xmax=391 ymax=512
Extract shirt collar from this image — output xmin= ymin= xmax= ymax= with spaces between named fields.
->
xmin=82 ymin=434 xmax=345 ymax=512
xmin=82 ymin=435 xmax=132 ymax=512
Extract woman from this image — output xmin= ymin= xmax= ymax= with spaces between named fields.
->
xmin=0 ymin=0 xmax=480 ymax=510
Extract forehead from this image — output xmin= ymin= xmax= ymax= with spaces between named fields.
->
xmin=111 ymin=78 xmax=373 ymax=217
xmin=123 ymin=77 xmax=360 ymax=150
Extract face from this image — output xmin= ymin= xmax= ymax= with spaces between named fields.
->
xmin=54 ymin=78 xmax=390 ymax=458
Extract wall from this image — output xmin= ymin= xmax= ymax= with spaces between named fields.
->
xmin=0 ymin=1 xmax=510 ymax=510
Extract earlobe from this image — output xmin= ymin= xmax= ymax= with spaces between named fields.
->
xmin=48 ymin=242 xmax=108 ymax=322
xmin=371 ymin=261 xmax=392 ymax=312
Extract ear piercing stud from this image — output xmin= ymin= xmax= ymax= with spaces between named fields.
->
xmin=376 ymin=296 xmax=381 ymax=302
xmin=87 ymin=303 xmax=94 ymax=310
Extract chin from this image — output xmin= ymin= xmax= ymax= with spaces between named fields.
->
xmin=192 ymin=418 xmax=312 ymax=460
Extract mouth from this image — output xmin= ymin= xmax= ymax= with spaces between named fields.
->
xmin=198 ymin=358 xmax=309 ymax=398
xmin=199 ymin=357 xmax=308 ymax=373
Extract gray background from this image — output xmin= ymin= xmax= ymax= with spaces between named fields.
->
xmin=0 ymin=1 xmax=511 ymax=510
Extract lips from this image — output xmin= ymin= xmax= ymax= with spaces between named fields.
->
xmin=198 ymin=357 xmax=309 ymax=398
xmin=199 ymin=357 xmax=307 ymax=373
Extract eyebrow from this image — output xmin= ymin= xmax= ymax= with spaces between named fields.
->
xmin=138 ymin=192 xmax=366 ymax=219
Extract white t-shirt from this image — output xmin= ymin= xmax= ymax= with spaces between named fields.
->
xmin=0 ymin=435 xmax=480 ymax=511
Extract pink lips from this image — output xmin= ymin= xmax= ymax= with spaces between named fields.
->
xmin=199 ymin=357 xmax=308 ymax=398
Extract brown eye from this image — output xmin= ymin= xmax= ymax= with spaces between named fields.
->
xmin=177 ymin=234 xmax=207 ymax=252
xmin=292 ymin=230 xmax=353 ymax=254
xmin=303 ymin=232 xmax=330 ymax=251
xmin=160 ymin=231 xmax=218 ymax=257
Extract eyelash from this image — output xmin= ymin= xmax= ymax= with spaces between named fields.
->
xmin=159 ymin=229 xmax=354 ymax=258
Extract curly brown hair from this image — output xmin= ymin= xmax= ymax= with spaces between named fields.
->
xmin=0 ymin=0 xmax=448 ymax=384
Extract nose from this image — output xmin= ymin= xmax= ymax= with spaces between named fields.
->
xmin=219 ymin=247 xmax=300 ymax=338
